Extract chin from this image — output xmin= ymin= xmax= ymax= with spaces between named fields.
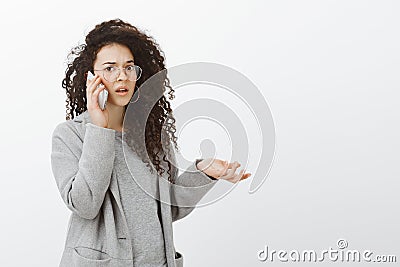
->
xmin=108 ymin=99 xmax=130 ymax=108
xmin=118 ymin=100 xmax=131 ymax=107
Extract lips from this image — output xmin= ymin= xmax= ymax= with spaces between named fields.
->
xmin=115 ymin=87 xmax=129 ymax=92
xmin=115 ymin=86 xmax=129 ymax=96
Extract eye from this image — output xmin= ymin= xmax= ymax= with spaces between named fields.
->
xmin=105 ymin=66 xmax=115 ymax=72
xmin=126 ymin=65 xmax=135 ymax=71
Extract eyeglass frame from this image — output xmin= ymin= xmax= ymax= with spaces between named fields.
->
xmin=93 ymin=65 xmax=142 ymax=82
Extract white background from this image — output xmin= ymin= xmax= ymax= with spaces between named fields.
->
xmin=0 ymin=0 xmax=399 ymax=266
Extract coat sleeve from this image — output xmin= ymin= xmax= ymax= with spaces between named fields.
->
xmin=170 ymin=151 xmax=219 ymax=222
xmin=51 ymin=121 xmax=116 ymax=220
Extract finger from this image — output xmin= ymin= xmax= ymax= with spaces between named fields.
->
xmin=85 ymin=72 xmax=91 ymax=86
xmin=91 ymin=85 xmax=105 ymax=108
xmin=229 ymin=168 xmax=251 ymax=183
xmin=88 ymin=75 xmax=103 ymax=94
xmin=221 ymin=160 xmax=229 ymax=173
xmin=229 ymin=169 xmax=245 ymax=183
xmin=220 ymin=162 xmax=240 ymax=179
xmin=226 ymin=161 xmax=240 ymax=169
xmin=91 ymin=77 xmax=103 ymax=93
xmin=87 ymin=77 xmax=100 ymax=99
xmin=87 ymin=75 xmax=97 ymax=94
xmin=92 ymin=84 xmax=105 ymax=99
xmin=240 ymin=172 xmax=251 ymax=180
xmin=86 ymin=73 xmax=98 ymax=87
xmin=223 ymin=161 xmax=240 ymax=175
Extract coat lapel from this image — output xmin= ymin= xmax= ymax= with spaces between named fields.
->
xmin=158 ymin=175 xmax=176 ymax=267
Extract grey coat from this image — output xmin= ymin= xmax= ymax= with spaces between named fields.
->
xmin=51 ymin=111 xmax=218 ymax=267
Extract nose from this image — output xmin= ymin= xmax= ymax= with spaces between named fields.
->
xmin=116 ymin=68 xmax=128 ymax=81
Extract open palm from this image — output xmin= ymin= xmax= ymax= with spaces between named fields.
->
xmin=196 ymin=158 xmax=251 ymax=183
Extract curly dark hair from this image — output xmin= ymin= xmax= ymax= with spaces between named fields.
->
xmin=61 ymin=18 xmax=179 ymax=183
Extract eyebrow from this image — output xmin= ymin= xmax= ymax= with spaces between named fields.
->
xmin=102 ymin=60 xmax=134 ymax=65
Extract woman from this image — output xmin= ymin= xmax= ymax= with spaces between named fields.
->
xmin=51 ymin=18 xmax=251 ymax=267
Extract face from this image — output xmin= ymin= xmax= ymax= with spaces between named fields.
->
xmin=93 ymin=43 xmax=137 ymax=107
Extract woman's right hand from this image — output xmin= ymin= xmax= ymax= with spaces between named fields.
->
xmin=86 ymin=73 xmax=109 ymax=128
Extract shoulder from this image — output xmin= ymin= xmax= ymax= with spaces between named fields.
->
xmin=52 ymin=111 xmax=91 ymax=142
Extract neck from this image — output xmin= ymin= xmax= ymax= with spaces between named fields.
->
xmin=106 ymin=103 xmax=126 ymax=132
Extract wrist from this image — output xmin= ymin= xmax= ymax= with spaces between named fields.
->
xmin=195 ymin=159 xmax=203 ymax=171
xmin=195 ymin=159 xmax=218 ymax=180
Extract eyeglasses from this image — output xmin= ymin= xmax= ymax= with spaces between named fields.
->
xmin=93 ymin=65 xmax=142 ymax=82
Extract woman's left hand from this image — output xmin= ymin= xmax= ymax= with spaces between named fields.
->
xmin=196 ymin=158 xmax=251 ymax=183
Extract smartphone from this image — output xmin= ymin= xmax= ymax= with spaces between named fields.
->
xmin=87 ymin=71 xmax=108 ymax=110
